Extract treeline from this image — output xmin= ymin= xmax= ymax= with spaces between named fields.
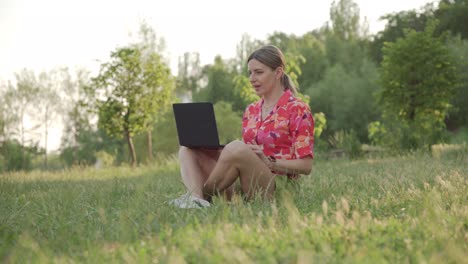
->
xmin=0 ymin=0 xmax=467 ymax=171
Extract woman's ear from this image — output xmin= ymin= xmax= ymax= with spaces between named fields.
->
xmin=275 ymin=67 xmax=284 ymax=80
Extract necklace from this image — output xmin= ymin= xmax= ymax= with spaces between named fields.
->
xmin=262 ymin=103 xmax=275 ymax=112
xmin=262 ymin=90 xmax=283 ymax=118
xmin=261 ymin=102 xmax=276 ymax=119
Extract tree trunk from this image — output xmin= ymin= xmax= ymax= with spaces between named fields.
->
xmin=73 ymin=122 xmax=78 ymax=165
xmin=125 ymin=129 xmax=137 ymax=167
xmin=20 ymin=108 xmax=25 ymax=169
xmin=44 ymin=105 xmax=48 ymax=169
xmin=147 ymin=130 xmax=153 ymax=162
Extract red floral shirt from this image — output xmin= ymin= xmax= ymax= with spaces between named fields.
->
xmin=242 ymin=89 xmax=314 ymax=179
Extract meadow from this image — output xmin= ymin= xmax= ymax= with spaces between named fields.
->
xmin=1 ymin=151 xmax=467 ymax=263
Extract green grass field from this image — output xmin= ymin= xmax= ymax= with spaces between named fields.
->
xmin=1 ymin=152 xmax=467 ymax=263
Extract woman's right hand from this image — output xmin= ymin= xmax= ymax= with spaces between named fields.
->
xmin=246 ymin=144 xmax=269 ymax=166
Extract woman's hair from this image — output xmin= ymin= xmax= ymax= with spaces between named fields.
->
xmin=247 ymin=45 xmax=297 ymax=95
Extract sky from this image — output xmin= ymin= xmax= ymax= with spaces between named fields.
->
xmin=0 ymin=0 xmax=436 ymax=151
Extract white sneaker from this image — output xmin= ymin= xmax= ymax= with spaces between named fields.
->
xmin=168 ymin=193 xmax=211 ymax=208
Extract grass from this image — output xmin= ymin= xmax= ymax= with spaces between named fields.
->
xmin=0 ymin=152 xmax=467 ymax=263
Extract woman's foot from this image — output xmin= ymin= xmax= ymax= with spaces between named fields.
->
xmin=168 ymin=193 xmax=210 ymax=208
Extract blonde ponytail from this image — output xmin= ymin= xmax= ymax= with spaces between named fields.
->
xmin=282 ymin=73 xmax=298 ymax=96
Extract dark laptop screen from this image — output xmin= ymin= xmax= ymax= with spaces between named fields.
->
xmin=173 ymin=103 xmax=221 ymax=148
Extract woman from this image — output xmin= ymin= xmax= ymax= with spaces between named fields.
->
xmin=170 ymin=45 xmax=314 ymax=208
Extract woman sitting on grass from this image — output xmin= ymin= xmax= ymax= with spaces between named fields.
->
xmin=170 ymin=45 xmax=314 ymax=208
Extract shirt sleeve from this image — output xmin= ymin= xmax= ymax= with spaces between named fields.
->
xmin=242 ymin=104 xmax=256 ymax=144
xmin=289 ymin=103 xmax=315 ymax=159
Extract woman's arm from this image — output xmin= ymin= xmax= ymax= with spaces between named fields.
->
xmin=247 ymin=144 xmax=313 ymax=175
xmin=269 ymin=157 xmax=313 ymax=175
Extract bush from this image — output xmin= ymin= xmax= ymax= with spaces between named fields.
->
xmin=94 ymin=150 xmax=115 ymax=168
xmin=0 ymin=140 xmax=34 ymax=172
xmin=327 ymin=130 xmax=363 ymax=159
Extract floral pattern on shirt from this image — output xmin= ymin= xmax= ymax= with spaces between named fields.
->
xmin=242 ymin=89 xmax=314 ymax=179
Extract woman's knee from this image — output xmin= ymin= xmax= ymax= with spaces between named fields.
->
xmin=179 ymin=146 xmax=198 ymax=161
xmin=178 ymin=146 xmax=190 ymax=157
xmin=221 ymin=140 xmax=250 ymax=161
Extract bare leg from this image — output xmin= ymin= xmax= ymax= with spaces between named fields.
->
xmin=203 ymin=140 xmax=275 ymax=201
xmin=178 ymin=146 xmax=220 ymax=198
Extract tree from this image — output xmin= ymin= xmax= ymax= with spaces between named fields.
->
xmin=434 ymin=0 xmax=468 ymax=39
xmin=2 ymin=70 xmax=41 ymax=169
xmin=306 ymin=59 xmax=380 ymax=142
xmin=234 ymin=34 xmax=263 ymax=74
xmin=36 ymin=70 xmax=62 ymax=169
xmin=296 ymin=33 xmax=328 ymax=89
xmin=60 ymin=68 xmax=98 ymax=166
xmin=193 ymin=56 xmax=237 ymax=106
xmin=131 ymin=21 xmax=173 ymax=162
xmin=370 ymin=10 xmax=430 ymax=63
xmin=446 ymin=37 xmax=468 ymax=129
xmin=329 ymin=0 xmax=363 ymax=41
xmin=91 ymin=47 xmax=174 ymax=166
xmin=176 ymin=52 xmax=202 ymax=101
xmin=0 ymin=88 xmax=7 ymax=142
xmin=379 ymin=21 xmax=459 ymax=149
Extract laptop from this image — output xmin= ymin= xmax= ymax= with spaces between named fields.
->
xmin=172 ymin=102 xmax=224 ymax=149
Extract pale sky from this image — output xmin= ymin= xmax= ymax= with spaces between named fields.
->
xmin=0 ymin=0 xmax=436 ymax=151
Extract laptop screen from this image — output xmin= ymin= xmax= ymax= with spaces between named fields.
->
xmin=173 ymin=103 xmax=222 ymax=148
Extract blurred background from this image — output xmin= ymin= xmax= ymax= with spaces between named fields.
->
xmin=0 ymin=0 xmax=467 ymax=171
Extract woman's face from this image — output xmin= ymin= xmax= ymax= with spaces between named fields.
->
xmin=248 ymin=59 xmax=281 ymax=96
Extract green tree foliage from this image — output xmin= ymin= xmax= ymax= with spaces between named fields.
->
xmin=151 ymin=109 xmax=179 ymax=156
xmin=300 ymin=0 xmax=378 ymax=147
xmin=0 ymin=90 xmax=7 ymax=142
xmin=329 ymin=0 xmax=364 ymax=41
xmin=296 ymin=33 xmax=328 ymax=89
xmin=378 ymin=21 xmax=459 ymax=149
xmin=4 ymin=70 xmax=40 ymax=147
xmin=91 ymin=47 xmax=174 ymax=166
xmin=446 ymin=37 xmax=468 ymax=130
xmin=370 ymin=0 xmax=468 ymax=63
xmin=313 ymin=112 xmax=327 ymax=139
xmin=446 ymin=37 xmax=468 ymax=128
xmin=60 ymin=69 xmax=95 ymax=163
xmin=1 ymin=70 xmax=42 ymax=170
xmin=0 ymin=139 xmax=39 ymax=171
xmin=176 ymin=52 xmax=202 ymax=101
xmin=132 ymin=22 xmax=174 ymax=162
xmin=370 ymin=10 xmax=430 ymax=63
xmin=193 ymin=56 xmax=241 ymax=109
xmin=60 ymin=128 xmax=126 ymax=167
xmin=233 ymin=75 xmax=258 ymax=110
xmin=434 ymin=0 xmax=468 ymax=38
xmin=306 ymin=59 xmax=380 ymax=142
xmin=59 ymin=69 xmax=128 ymax=167
xmin=214 ymin=101 xmax=242 ymax=143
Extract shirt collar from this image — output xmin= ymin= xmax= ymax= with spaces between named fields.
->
xmin=276 ymin=89 xmax=293 ymax=108
xmin=256 ymin=89 xmax=294 ymax=111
